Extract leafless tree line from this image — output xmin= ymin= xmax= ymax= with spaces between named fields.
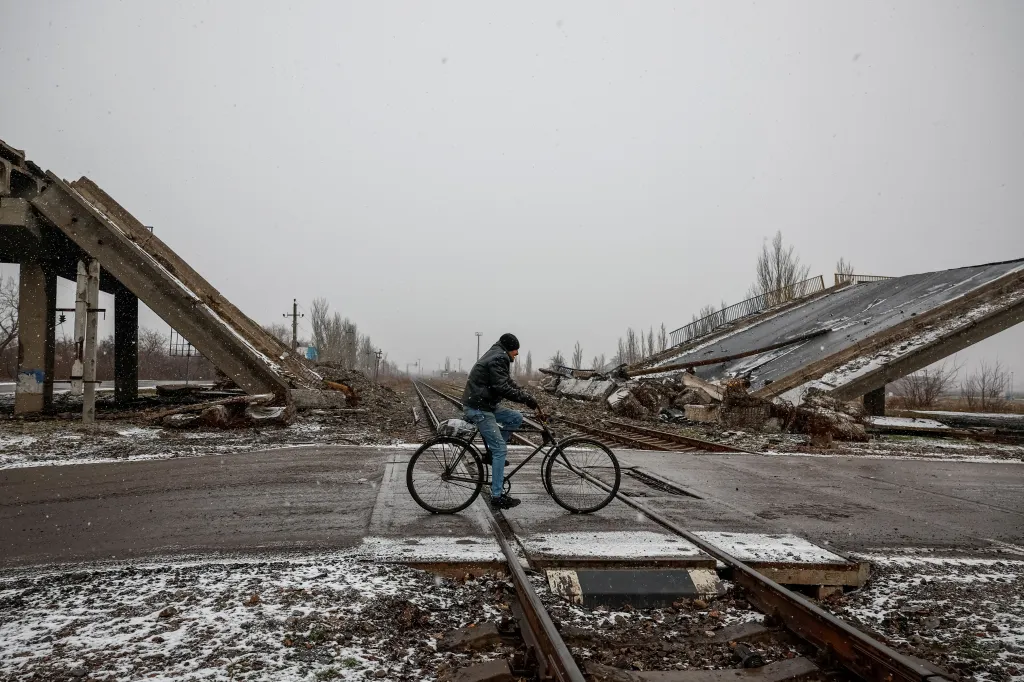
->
xmin=892 ymin=358 xmax=1013 ymax=411
xmin=0 ymin=326 xmax=218 ymax=382
xmin=306 ymin=297 xmax=399 ymax=376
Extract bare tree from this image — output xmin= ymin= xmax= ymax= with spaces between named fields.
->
xmin=836 ymin=257 xmax=855 ymax=277
xmin=571 ymin=341 xmax=583 ymax=369
xmin=751 ymin=231 xmax=811 ymax=302
xmin=310 ymin=298 xmax=342 ymax=363
xmin=658 ymin=324 xmax=668 ymax=353
xmin=616 ymin=338 xmax=626 ymax=365
xmin=0 ymin=276 xmax=18 ymax=356
xmin=892 ymin=360 xmax=961 ymax=408
xmin=625 ymin=328 xmax=639 ymax=365
xmin=591 ymin=354 xmax=606 ymax=370
xmin=549 ymin=350 xmax=565 ymax=369
xmin=962 ymin=361 xmax=1010 ymax=411
xmin=262 ymin=323 xmax=291 ymax=345
xmin=647 ymin=327 xmax=655 ymax=359
xmin=692 ymin=303 xmax=719 ymax=322
xmin=524 ymin=351 xmax=533 ymax=377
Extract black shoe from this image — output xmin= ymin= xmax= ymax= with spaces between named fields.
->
xmin=490 ymin=494 xmax=521 ymax=510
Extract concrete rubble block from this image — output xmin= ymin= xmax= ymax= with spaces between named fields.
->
xmin=245 ymin=403 xmax=295 ymax=426
xmin=453 ymin=659 xmax=514 ymax=682
xmin=613 ymin=395 xmax=649 ymax=419
xmin=679 ymin=373 xmax=724 ymax=402
xmin=288 ymin=388 xmax=347 ymax=410
xmin=673 ymin=388 xmax=714 ymax=406
xmin=196 ymin=405 xmax=231 ymax=428
xmin=684 ymin=404 xmax=720 ymax=423
xmin=162 ymin=413 xmax=200 ymax=429
xmin=556 ymin=378 xmax=618 ymax=401
xmin=438 ymin=621 xmax=501 ymax=652
xmin=607 ymin=386 xmax=632 ymax=410
xmin=539 ymin=374 xmax=561 ymax=393
xmin=720 ymin=404 xmax=771 ymax=430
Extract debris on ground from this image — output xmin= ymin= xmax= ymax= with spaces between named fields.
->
xmin=0 ymin=556 xmax=521 ymax=682
xmin=0 ymin=372 xmax=418 ymax=468
xmin=826 ymin=551 xmax=1024 ymax=682
xmin=531 ymin=574 xmax=823 ymax=675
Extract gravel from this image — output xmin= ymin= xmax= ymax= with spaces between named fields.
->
xmin=0 ymin=555 xmax=520 ymax=682
xmin=825 ymin=551 xmax=1024 ymax=682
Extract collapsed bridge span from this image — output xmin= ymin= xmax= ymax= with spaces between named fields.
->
xmin=0 ymin=139 xmax=320 ymax=412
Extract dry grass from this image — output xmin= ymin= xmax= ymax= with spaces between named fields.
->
xmin=887 ymin=395 xmax=1024 ymax=415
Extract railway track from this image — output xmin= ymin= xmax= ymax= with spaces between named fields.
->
xmin=558 ymin=416 xmax=755 ymax=453
xmin=412 ymin=381 xmax=585 ymax=681
xmin=411 ymin=380 xmax=953 ymax=682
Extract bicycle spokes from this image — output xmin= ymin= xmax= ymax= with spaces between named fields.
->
xmin=407 ymin=437 xmax=485 ymax=514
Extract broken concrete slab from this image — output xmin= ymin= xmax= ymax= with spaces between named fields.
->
xmin=693 ymin=532 xmax=868 ymax=587
xmin=585 ymin=657 xmax=819 ymax=681
xmin=32 ymin=176 xmax=292 ymax=397
xmin=197 ymin=405 xmax=230 ymax=428
xmin=556 ymin=377 xmax=618 ymax=401
xmin=679 ymin=372 xmax=724 ymax=402
xmin=453 ymin=660 xmax=514 ymax=682
xmin=523 ymin=531 xmax=714 ymax=570
xmin=438 ymin=622 xmax=501 ymax=652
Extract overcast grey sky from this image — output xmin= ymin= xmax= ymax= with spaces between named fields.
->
xmin=1 ymin=1 xmax=1022 ymax=381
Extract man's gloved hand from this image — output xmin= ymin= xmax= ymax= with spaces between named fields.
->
xmin=524 ymin=395 xmax=539 ymax=410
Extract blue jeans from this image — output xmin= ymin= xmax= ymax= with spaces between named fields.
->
xmin=464 ymin=406 xmax=523 ymax=499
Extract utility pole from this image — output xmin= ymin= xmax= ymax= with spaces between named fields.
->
xmin=418 ymin=358 xmax=421 ymax=376
xmin=475 ymin=332 xmax=482 ymax=360
xmin=283 ymin=299 xmax=303 ymax=351
xmin=374 ymin=349 xmax=383 ymax=384
xmin=458 ymin=358 xmax=462 ymax=373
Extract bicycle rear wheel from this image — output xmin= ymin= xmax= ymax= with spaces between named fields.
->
xmin=407 ymin=436 xmax=484 ymax=514
xmin=544 ymin=437 xmax=620 ymax=514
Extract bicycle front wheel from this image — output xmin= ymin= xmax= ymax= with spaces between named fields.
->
xmin=544 ymin=437 xmax=620 ymax=514
xmin=407 ymin=436 xmax=485 ymax=514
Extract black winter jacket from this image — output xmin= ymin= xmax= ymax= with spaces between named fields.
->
xmin=462 ymin=343 xmax=537 ymax=412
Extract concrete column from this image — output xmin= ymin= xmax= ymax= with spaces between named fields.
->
xmin=114 ymin=284 xmax=139 ymax=406
xmin=863 ymin=385 xmax=886 ymax=417
xmin=82 ymin=260 xmax=100 ymax=424
xmin=15 ymin=263 xmax=56 ymax=414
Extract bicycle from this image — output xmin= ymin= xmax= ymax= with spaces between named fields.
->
xmin=406 ymin=414 xmax=621 ymax=515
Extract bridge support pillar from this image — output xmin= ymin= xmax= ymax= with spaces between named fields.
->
xmin=863 ymin=385 xmax=886 ymax=417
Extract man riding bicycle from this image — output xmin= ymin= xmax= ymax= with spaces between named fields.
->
xmin=462 ymin=333 xmax=540 ymax=510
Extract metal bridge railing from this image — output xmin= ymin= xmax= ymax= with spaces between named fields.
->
xmin=834 ymin=273 xmax=894 ymax=286
xmin=668 ymin=275 xmax=826 ymax=348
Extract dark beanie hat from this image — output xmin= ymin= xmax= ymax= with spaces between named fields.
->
xmin=499 ymin=333 xmax=520 ymax=351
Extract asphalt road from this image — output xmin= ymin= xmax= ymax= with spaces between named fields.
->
xmin=2 ymin=446 xmax=1021 ymax=568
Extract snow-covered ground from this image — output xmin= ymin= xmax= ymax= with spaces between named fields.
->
xmin=0 ymin=416 xmax=403 ymax=470
xmin=829 ymin=550 xmax=1024 ymax=682
xmin=0 ymin=552 xmax=514 ymax=682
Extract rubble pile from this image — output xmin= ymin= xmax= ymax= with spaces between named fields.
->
xmin=537 ymin=368 xmax=868 ymax=446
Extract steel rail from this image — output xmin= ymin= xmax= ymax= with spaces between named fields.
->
xmin=602 ymin=419 xmax=758 ymax=454
xmin=411 ymin=381 xmax=585 ymax=682
xmin=412 ymin=382 xmax=951 ymax=679
xmin=557 ymin=417 xmax=678 ymax=451
xmin=485 ymin=512 xmax=586 ymax=682
xmin=410 ymin=381 xmax=439 ymax=431
xmin=563 ymin=465 xmax=952 ymax=682
xmin=417 ymin=380 xmax=537 ymax=446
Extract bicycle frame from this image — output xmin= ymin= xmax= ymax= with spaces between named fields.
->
xmin=442 ymin=421 xmax=556 ymax=487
